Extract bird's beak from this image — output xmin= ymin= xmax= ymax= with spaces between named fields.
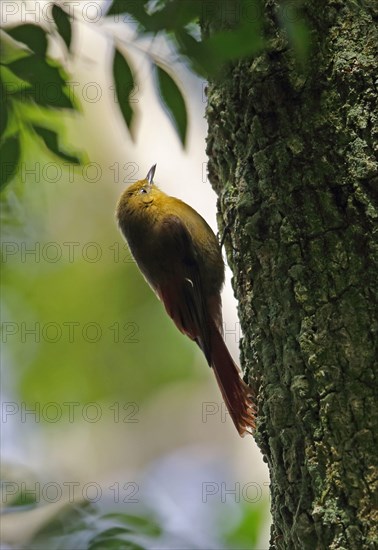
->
xmin=146 ymin=164 xmax=156 ymax=184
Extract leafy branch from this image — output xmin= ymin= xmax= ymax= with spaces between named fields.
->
xmin=0 ymin=0 xmax=310 ymax=191
xmin=0 ymin=8 xmax=80 ymax=190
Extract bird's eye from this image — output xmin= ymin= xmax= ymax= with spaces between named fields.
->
xmin=139 ymin=187 xmax=148 ymax=194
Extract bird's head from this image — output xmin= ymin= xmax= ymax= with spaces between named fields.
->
xmin=116 ymin=164 xmax=164 ymax=221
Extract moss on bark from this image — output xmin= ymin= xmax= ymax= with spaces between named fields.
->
xmin=205 ymin=1 xmax=378 ymax=548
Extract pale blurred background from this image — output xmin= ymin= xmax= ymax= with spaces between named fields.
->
xmin=1 ymin=1 xmax=270 ymax=548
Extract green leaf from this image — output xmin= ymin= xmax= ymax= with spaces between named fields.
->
xmin=174 ymin=29 xmax=218 ymax=77
xmin=0 ymin=84 xmax=8 ymax=138
xmin=277 ymin=3 xmax=311 ymax=65
xmin=175 ymin=2 xmax=264 ymax=78
xmin=0 ymin=65 xmax=32 ymax=96
xmin=88 ymin=526 xmax=148 ymax=549
xmin=0 ymin=136 xmax=20 ymax=191
xmin=103 ymin=514 xmax=161 ymax=536
xmin=107 ymin=0 xmax=150 ymax=29
xmin=22 ymin=83 xmax=74 ymax=109
xmin=0 ymin=29 xmax=33 ymax=64
xmin=107 ymin=0 xmax=201 ymax=33
xmin=5 ymin=490 xmax=39 ymax=508
xmin=155 ymin=64 xmax=187 ymax=147
xmin=225 ymin=501 xmax=268 ymax=548
xmin=148 ymin=0 xmax=202 ymax=32
xmin=287 ymin=20 xmax=311 ymax=64
xmin=176 ymin=23 xmax=264 ymax=77
xmin=113 ymin=48 xmax=135 ymax=133
xmin=5 ymin=24 xmax=48 ymax=57
xmin=7 ymin=55 xmax=74 ymax=109
xmin=0 ymin=103 xmax=7 ymax=138
xmin=89 ymin=539 xmax=146 ymax=550
xmin=32 ymin=125 xmax=81 ymax=164
xmin=206 ymin=22 xmax=264 ymax=61
xmin=93 ymin=526 xmax=133 ymax=538
xmin=52 ymin=4 xmax=72 ymax=52
xmin=107 ymin=0 xmax=125 ymax=14
xmin=8 ymin=54 xmax=65 ymax=87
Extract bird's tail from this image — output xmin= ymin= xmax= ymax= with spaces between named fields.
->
xmin=210 ymin=321 xmax=256 ymax=436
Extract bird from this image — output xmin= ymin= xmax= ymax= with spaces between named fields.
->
xmin=116 ymin=164 xmax=256 ymax=436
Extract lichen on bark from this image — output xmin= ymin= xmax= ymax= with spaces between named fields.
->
xmin=205 ymin=1 xmax=378 ymax=548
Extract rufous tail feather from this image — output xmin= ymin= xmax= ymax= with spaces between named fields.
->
xmin=210 ymin=321 xmax=256 ymax=436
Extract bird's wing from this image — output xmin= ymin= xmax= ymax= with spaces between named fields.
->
xmin=155 ymin=215 xmax=256 ymax=435
xmin=155 ymin=215 xmax=212 ymax=364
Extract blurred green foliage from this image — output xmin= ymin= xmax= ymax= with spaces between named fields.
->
xmin=0 ymin=23 xmax=80 ymax=190
xmin=3 ymin=488 xmax=268 ymax=550
xmin=29 ymin=504 xmax=162 ymax=550
xmin=226 ymin=500 xmax=268 ymax=548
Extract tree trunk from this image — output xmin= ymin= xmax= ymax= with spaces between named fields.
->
xmin=205 ymin=1 xmax=378 ymax=548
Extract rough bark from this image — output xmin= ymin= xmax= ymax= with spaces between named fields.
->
xmin=205 ymin=1 xmax=378 ymax=548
